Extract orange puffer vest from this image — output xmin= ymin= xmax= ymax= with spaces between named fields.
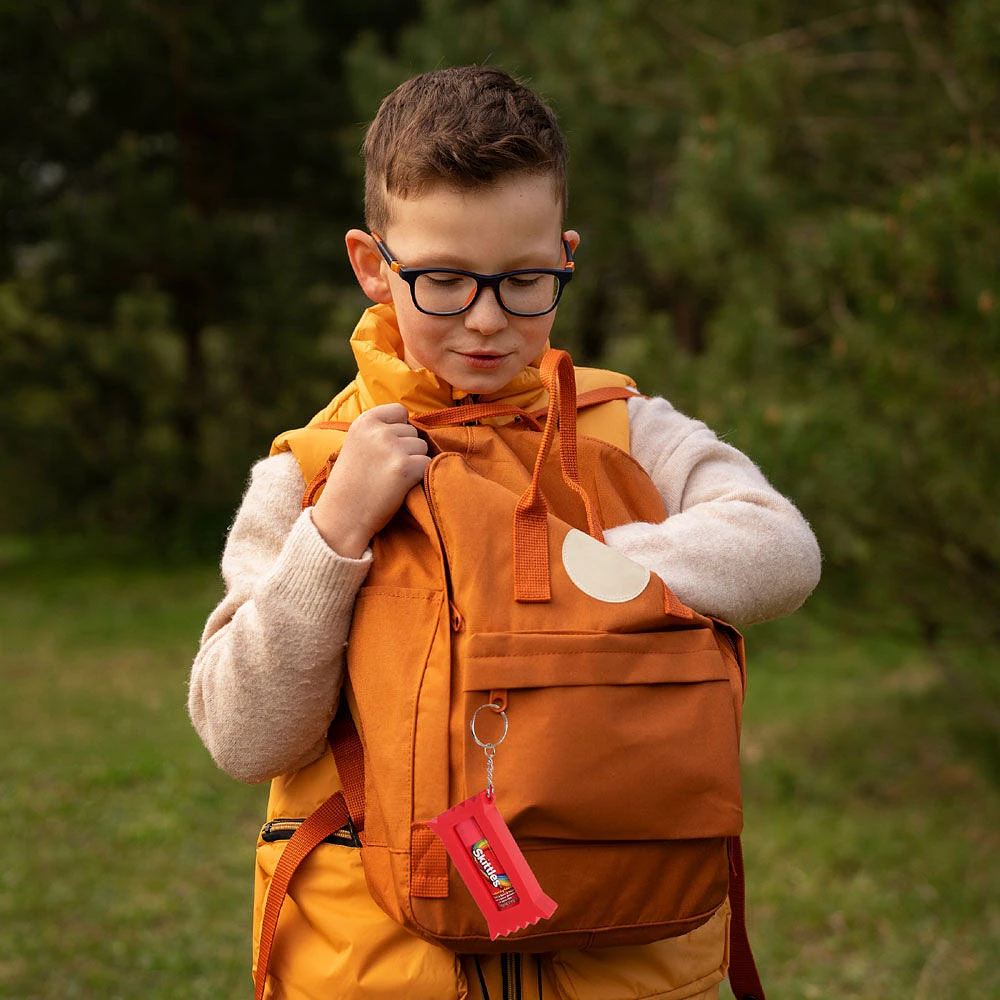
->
xmin=253 ymin=306 xmax=757 ymax=1000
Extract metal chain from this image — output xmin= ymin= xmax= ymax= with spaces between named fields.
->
xmin=470 ymin=702 xmax=508 ymax=800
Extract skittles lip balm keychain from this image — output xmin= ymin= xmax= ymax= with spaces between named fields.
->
xmin=427 ymin=703 xmax=557 ymax=939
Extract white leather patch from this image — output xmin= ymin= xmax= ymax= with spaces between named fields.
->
xmin=561 ymin=528 xmax=651 ymax=603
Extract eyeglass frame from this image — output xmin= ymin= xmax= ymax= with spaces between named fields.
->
xmin=371 ymin=232 xmax=575 ymax=317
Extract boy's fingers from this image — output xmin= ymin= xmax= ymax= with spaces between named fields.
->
xmin=399 ymin=434 xmax=429 ymax=454
xmin=368 ymin=402 xmax=410 ymax=424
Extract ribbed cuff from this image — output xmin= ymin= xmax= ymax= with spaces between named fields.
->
xmin=261 ymin=508 xmax=373 ymax=623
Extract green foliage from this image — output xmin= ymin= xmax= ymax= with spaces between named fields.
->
xmin=638 ymin=146 xmax=1000 ymax=646
xmin=345 ymin=0 xmax=1000 ymax=654
xmin=0 ymin=1 xmax=416 ymax=548
xmin=811 ymin=152 xmax=1000 ymax=633
xmin=1 ymin=1 xmax=997 ymax=674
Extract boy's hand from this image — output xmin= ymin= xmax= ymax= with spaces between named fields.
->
xmin=311 ymin=404 xmax=431 ymax=558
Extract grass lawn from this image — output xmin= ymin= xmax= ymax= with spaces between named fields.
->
xmin=0 ymin=559 xmax=264 ymax=999
xmin=741 ymin=614 xmax=1000 ymax=999
xmin=1 ymin=558 xmax=998 ymax=998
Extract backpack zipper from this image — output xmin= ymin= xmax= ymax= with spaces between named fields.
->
xmin=260 ymin=816 xmax=361 ymax=848
xmin=422 ymin=459 xmax=463 ymax=632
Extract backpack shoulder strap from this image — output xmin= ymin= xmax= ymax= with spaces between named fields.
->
xmin=254 ymin=792 xmax=350 ymax=1000
xmin=571 ymin=367 xmax=639 ymax=451
xmin=254 ymin=710 xmax=366 ymax=1000
xmin=273 ymin=378 xmax=644 ymax=503
xmin=529 ymin=383 xmax=641 ymax=452
xmin=271 ymin=420 xmax=351 ymax=501
xmin=728 ymin=836 xmax=767 ymax=1000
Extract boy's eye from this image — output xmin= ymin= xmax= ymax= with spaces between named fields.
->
xmin=414 ymin=272 xmax=478 ymax=313
xmin=506 ymin=275 xmax=544 ymax=289
xmin=423 ymin=273 xmax=467 ymax=288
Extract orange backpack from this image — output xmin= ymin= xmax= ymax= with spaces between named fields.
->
xmin=256 ymin=349 xmax=765 ymax=1000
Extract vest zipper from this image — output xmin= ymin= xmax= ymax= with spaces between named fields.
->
xmin=502 ymin=953 xmax=522 ymax=1000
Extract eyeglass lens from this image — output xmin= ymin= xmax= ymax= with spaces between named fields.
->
xmin=414 ymin=271 xmax=560 ymax=316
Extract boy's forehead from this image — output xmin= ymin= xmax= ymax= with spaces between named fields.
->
xmin=381 ymin=174 xmax=565 ymax=263
xmin=382 ymin=173 xmax=564 ymax=229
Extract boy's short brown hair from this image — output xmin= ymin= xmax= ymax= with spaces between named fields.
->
xmin=363 ymin=65 xmax=568 ymax=234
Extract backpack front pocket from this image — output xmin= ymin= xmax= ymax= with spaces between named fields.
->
xmin=458 ymin=627 xmax=743 ymax=843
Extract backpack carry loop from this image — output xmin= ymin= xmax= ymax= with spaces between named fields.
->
xmin=512 ymin=350 xmax=604 ymax=603
xmin=411 ymin=350 xmax=605 ymax=603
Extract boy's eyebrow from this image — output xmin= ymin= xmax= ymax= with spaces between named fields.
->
xmin=400 ymin=248 xmax=469 ymax=268
xmin=400 ymin=246 xmax=565 ymax=272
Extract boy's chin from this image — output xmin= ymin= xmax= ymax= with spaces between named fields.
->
xmin=436 ymin=354 xmax=522 ymax=394
xmin=449 ymin=374 xmax=513 ymax=396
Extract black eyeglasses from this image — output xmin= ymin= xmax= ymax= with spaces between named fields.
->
xmin=372 ymin=233 xmax=575 ymax=317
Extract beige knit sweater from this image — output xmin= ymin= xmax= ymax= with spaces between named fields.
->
xmin=189 ymin=393 xmax=821 ymax=785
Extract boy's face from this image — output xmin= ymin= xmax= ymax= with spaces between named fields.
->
xmin=377 ymin=173 xmax=577 ymax=395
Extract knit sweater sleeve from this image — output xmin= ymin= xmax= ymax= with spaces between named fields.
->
xmin=187 ymin=451 xmax=372 ymax=784
xmin=602 ymin=395 xmax=821 ymax=625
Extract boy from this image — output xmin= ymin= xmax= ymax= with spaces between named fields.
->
xmin=189 ymin=66 xmax=820 ymax=1000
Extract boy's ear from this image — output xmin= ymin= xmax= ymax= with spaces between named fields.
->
xmin=564 ymin=229 xmax=581 ymax=255
xmin=345 ymin=229 xmax=393 ymax=305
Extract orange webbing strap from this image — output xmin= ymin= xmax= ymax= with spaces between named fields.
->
xmin=328 ymin=706 xmax=367 ymax=831
xmin=547 ymin=351 xmax=603 ymax=542
xmin=300 ymin=406 xmax=543 ymax=509
xmin=253 ymin=710 xmax=367 ymax=1000
xmin=298 ymin=383 xmax=637 ymax=509
xmin=513 ymin=350 xmax=604 ymax=602
xmin=411 ymin=401 xmax=543 ymax=431
xmin=524 ymin=383 xmax=641 ymax=422
xmin=727 ymin=836 xmax=766 ymax=1000
xmin=414 ymin=386 xmax=640 ymax=430
xmin=302 ymin=456 xmax=335 ymax=509
xmin=301 ymin=422 xmax=353 ymax=508
xmin=253 ymin=791 xmax=352 ymax=1000
xmin=512 ymin=365 xmax=562 ymax=601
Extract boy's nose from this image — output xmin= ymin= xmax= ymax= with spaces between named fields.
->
xmin=464 ymin=287 xmax=509 ymax=335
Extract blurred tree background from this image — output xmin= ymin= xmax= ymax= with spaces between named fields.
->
xmin=1 ymin=1 xmax=997 ymax=722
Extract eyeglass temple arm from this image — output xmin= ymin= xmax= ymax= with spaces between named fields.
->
xmin=370 ymin=232 xmax=402 ymax=274
xmin=561 ymin=237 xmax=575 ymax=271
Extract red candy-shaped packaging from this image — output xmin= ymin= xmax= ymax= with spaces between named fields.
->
xmin=427 ymin=791 xmax=557 ymax=940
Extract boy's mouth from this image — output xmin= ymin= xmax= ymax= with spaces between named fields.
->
xmin=458 ymin=351 xmax=508 ymax=370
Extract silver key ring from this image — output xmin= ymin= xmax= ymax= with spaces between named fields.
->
xmin=470 ymin=702 xmax=508 ymax=749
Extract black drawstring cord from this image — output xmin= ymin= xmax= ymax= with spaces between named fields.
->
xmin=474 ymin=957 xmax=490 ymax=1000
xmin=475 ymin=953 xmax=543 ymax=1000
